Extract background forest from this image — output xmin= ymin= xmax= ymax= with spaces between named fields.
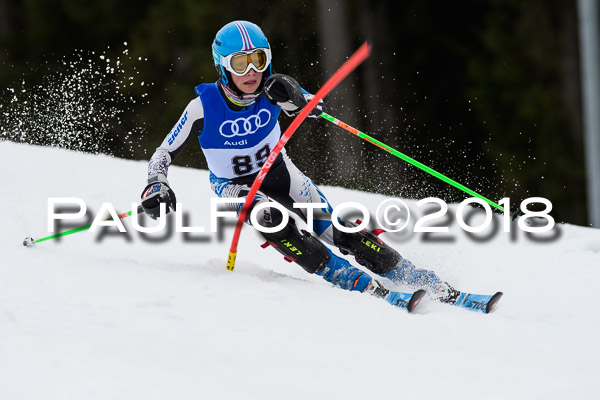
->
xmin=0 ymin=0 xmax=588 ymax=225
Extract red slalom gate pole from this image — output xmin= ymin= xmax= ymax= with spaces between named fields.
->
xmin=226 ymin=42 xmax=372 ymax=271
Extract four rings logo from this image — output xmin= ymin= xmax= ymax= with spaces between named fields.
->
xmin=219 ymin=109 xmax=271 ymax=138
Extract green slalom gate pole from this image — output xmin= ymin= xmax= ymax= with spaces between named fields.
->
xmin=23 ymin=206 xmax=143 ymax=247
xmin=319 ymin=112 xmax=505 ymax=212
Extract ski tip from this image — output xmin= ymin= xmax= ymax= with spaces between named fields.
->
xmin=407 ymin=289 xmax=426 ymax=313
xmin=485 ymin=291 xmax=504 ymax=314
xmin=23 ymin=237 xmax=35 ymax=247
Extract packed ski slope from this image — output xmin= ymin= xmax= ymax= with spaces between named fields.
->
xmin=1 ymin=141 xmax=599 ymax=400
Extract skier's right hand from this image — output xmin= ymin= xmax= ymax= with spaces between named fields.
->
xmin=140 ymin=174 xmax=177 ymax=220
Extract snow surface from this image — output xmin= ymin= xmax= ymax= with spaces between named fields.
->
xmin=1 ymin=140 xmax=599 ymax=400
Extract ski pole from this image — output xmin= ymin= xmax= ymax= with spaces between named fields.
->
xmin=226 ymin=42 xmax=372 ymax=272
xmin=319 ymin=112 xmax=506 ymax=213
xmin=23 ymin=205 xmax=144 ymax=247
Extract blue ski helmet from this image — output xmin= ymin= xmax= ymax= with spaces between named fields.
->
xmin=212 ymin=21 xmax=272 ymax=95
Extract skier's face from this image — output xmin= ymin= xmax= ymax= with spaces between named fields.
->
xmin=231 ymin=69 xmax=262 ymax=94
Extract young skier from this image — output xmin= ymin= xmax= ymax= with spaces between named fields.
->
xmin=140 ymin=20 xmax=463 ymax=309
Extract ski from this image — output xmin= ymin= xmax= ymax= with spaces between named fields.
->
xmin=453 ymin=291 xmax=503 ymax=314
xmin=385 ymin=289 xmax=426 ymax=313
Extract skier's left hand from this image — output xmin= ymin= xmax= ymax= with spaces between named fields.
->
xmin=264 ymin=73 xmax=326 ymax=118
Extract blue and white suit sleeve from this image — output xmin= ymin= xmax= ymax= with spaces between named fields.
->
xmin=148 ymin=98 xmax=205 ymax=178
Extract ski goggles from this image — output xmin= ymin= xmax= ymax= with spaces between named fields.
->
xmin=221 ymin=48 xmax=271 ymax=76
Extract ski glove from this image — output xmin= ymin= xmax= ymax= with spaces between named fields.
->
xmin=141 ymin=173 xmax=177 ymax=220
xmin=263 ymin=73 xmax=326 ymax=118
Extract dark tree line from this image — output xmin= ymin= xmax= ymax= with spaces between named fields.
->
xmin=0 ymin=0 xmax=588 ymax=225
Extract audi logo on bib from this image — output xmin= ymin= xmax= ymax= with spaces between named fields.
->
xmin=219 ymin=109 xmax=271 ymax=138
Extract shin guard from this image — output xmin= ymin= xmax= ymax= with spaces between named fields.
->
xmin=333 ymin=220 xmax=401 ymax=275
xmin=258 ymin=208 xmax=331 ymax=274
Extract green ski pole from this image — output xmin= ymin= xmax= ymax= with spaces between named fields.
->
xmin=320 ymin=112 xmax=506 ymax=212
xmin=23 ymin=205 xmax=143 ymax=247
